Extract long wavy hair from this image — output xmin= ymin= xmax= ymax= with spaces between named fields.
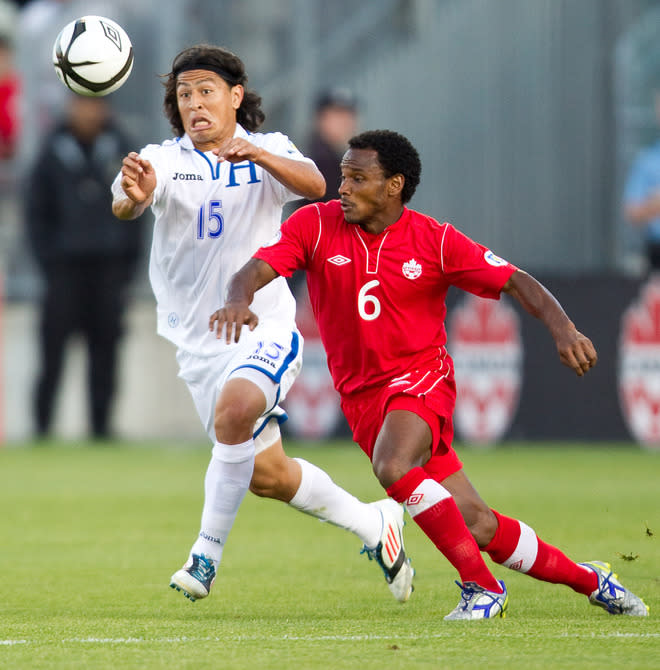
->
xmin=162 ymin=44 xmax=265 ymax=136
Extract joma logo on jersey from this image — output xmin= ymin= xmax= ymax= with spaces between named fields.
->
xmin=173 ymin=172 xmax=203 ymax=181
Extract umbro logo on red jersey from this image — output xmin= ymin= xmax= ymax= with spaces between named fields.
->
xmin=327 ymin=255 xmax=351 ymax=266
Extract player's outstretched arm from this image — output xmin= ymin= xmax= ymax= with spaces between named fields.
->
xmin=112 ymin=152 xmax=157 ymax=220
xmin=209 ymin=258 xmax=280 ymax=344
xmin=502 ymin=269 xmax=597 ymax=376
xmin=214 ymin=138 xmax=326 ymax=200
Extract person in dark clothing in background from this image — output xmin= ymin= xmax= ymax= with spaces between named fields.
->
xmin=25 ymin=94 xmax=143 ymax=440
xmin=305 ymin=87 xmax=359 ymax=202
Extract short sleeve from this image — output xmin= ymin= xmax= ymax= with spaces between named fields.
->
xmin=254 ymin=203 xmax=321 ymax=277
xmin=440 ymin=223 xmax=517 ymax=298
xmin=259 ymin=132 xmax=316 ymax=206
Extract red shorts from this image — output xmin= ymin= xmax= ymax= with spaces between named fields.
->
xmin=340 ymin=367 xmax=463 ymax=482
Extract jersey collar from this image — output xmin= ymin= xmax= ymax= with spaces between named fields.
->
xmin=180 ymin=123 xmax=249 ymax=152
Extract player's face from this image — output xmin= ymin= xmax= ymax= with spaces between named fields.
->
xmin=176 ymin=70 xmax=244 ymax=151
xmin=339 ymin=148 xmax=395 ymax=227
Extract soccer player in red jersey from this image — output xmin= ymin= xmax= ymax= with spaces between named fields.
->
xmin=209 ymin=130 xmax=649 ymax=620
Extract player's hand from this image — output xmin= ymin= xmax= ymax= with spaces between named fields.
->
xmin=556 ymin=329 xmax=597 ymax=376
xmin=120 ymin=152 xmax=156 ymax=203
xmin=213 ymin=138 xmax=263 ymax=164
xmin=209 ymin=303 xmax=259 ymax=344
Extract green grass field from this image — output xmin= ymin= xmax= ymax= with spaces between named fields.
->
xmin=1 ymin=440 xmax=658 ymax=669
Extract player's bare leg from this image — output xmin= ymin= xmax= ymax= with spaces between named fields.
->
xmin=250 ymin=438 xmax=414 ymax=602
xmin=377 ymin=410 xmax=507 ymax=620
xmin=442 ymin=470 xmax=648 ymax=616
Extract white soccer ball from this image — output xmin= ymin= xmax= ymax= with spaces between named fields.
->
xmin=52 ymin=15 xmax=133 ymax=97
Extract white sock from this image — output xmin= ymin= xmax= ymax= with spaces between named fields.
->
xmin=288 ymin=457 xmax=382 ymax=547
xmin=190 ymin=439 xmax=256 ymax=565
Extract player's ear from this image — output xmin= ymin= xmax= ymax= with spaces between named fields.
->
xmin=231 ymin=84 xmax=244 ymax=110
xmin=388 ymin=173 xmax=404 ymax=198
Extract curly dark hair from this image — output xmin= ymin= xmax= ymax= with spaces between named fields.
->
xmin=162 ymin=44 xmax=265 ymax=136
xmin=348 ymin=130 xmax=421 ymax=204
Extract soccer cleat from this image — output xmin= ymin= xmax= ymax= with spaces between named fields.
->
xmin=360 ymin=498 xmax=414 ymax=602
xmin=169 ymin=553 xmax=216 ymax=602
xmin=580 ymin=561 xmax=649 ymax=616
xmin=444 ymin=580 xmax=508 ymax=620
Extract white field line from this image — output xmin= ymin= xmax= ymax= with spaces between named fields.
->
xmin=1 ymin=632 xmax=659 ymax=646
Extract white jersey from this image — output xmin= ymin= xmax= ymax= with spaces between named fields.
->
xmin=113 ymin=124 xmax=310 ymax=356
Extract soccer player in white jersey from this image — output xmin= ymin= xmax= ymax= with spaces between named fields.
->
xmin=211 ymin=129 xmax=649 ymax=620
xmin=111 ymin=46 xmax=414 ymax=603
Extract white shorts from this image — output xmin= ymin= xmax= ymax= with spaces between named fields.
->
xmin=176 ymin=328 xmax=303 ymax=454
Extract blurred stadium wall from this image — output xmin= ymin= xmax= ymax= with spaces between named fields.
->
xmin=3 ymin=0 xmax=660 ymax=441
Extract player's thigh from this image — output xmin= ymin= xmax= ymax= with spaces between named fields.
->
xmin=372 ymin=409 xmax=434 ymax=487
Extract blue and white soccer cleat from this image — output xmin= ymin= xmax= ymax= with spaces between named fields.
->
xmin=580 ymin=561 xmax=649 ymax=616
xmin=169 ymin=553 xmax=216 ymax=602
xmin=361 ymin=498 xmax=415 ymax=602
xmin=444 ymin=580 xmax=508 ymax=620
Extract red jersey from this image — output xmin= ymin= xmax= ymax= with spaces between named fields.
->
xmin=255 ymin=200 xmax=517 ymax=397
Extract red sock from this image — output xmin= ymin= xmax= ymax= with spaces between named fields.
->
xmin=484 ymin=510 xmax=597 ymax=596
xmin=387 ymin=468 xmax=502 ymax=593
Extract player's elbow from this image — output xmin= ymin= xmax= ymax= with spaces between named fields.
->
xmin=303 ymin=171 xmax=326 ymax=200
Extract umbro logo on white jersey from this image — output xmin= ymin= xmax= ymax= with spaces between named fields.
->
xmin=173 ymin=172 xmax=203 ymax=181
xmin=327 ymin=255 xmax=351 ymax=266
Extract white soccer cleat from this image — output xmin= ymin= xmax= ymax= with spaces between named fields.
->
xmin=580 ymin=561 xmax=649 ymax=616
xmin=169 ymin=553 xmax=216 ymax=602
xmin=444 ymin=580 xmax=508 ymax=621
xmin=361 ymin=498 xmax=414 ymax=602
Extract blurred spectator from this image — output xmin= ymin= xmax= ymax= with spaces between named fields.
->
xmin=0 ymin=34 xmax=18 ymax=160
xmin=15 ymin=0 xmax=72 ymax=172
xmin=15 ymin=0 xmax=136 ymax=173
xmin=305 ymin=87 xmax=359 ymax=202
xmin=25 ymin=94 xmax=144 ymax=440
xmin=623 ymin=90 xmax=660 ymax=272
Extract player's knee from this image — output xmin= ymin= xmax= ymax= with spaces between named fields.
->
xmin=372 ymin=455 xmax=409 ymax=490
xmin=214 ymin=398 xmax=258 ymax=441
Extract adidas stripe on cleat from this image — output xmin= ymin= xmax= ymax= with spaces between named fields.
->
xmin=361 ymin=498 xmax=414 ymax=602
